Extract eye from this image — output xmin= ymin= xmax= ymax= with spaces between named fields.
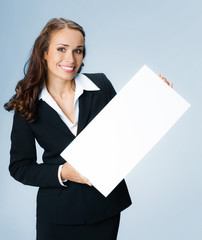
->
xmin=57 ymin=47 xmax=66 ymax=52
xmin=74 ymin=49 xmax=83 ymax=54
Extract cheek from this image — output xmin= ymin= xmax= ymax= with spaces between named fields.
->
xmin=77 ymin=55 xmax=84 ymax=64
xmin=45 ymin=51 xmax=62 ymax=65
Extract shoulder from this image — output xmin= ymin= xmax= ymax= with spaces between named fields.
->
xmin=83 ymin=73 xmax=116 ymax=101
xmin=83 ymin=73 xmax=115 ymax=91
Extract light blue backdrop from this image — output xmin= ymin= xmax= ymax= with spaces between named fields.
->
xmin=0 ymin=0 xmax=201 ymax=239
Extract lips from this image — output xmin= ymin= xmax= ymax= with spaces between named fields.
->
xmin=60 ymin=65 xmax=75 ymax=73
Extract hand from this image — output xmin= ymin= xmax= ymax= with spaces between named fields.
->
xmin=158 ymin=73 xmax=173 ymax=88
xmin=61 ymin=162 xmax=92 ymax=186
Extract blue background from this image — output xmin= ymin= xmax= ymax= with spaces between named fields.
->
xmin=0 ymin=0 xmax=201 ymax=239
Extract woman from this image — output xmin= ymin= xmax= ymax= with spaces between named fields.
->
xmin=4 ymin=18 xmax=132 ymax=240
xmin=5 ymin=18 xmax=172 ymax=239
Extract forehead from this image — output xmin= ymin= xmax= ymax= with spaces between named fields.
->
xmin=49 ymin=28 xmax=84 ymax=46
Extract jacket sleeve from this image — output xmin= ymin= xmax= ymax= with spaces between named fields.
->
xmin=9 ymin=112 xmax=62 ymax=188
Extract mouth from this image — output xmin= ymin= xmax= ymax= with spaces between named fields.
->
xmin=59 ymin=65 xmax=75 ymax=73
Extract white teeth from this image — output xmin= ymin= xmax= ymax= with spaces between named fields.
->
xmin=61 ymin=66 xmax=74 ymax=70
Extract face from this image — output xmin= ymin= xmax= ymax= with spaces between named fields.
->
xmin=44 ymin=28 xmax=84 ymax=83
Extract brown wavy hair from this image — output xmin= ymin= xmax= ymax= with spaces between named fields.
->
xmin=4 ymin=18 xmax=86 ymax=122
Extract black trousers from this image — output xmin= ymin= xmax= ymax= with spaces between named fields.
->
xmin=36 ymin=213 xmax=120 ymax=240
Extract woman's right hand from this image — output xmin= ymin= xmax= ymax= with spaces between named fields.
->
xmin=61 ymin=162 xmax=92 ymax=186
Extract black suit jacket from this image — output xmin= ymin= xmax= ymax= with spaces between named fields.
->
xmin=9 ymin=73 xmax=132 ymax=225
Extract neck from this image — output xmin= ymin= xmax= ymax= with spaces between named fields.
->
xmin=46 ymin=79 xmax=75 ymax=99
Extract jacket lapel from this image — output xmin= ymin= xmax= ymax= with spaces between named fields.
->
xmin=38 ymin=90 xmax=94 ymax=137
xmin=77 ymin=91 xmax=94 ymax=135
xmin=38 ymin=100 xmax=75 ymax=137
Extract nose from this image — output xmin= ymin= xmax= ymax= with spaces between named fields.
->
xmin=64 ymin=50 xmax=75 ymax=63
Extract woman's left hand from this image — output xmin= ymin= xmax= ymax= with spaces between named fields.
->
xmin=158 ymin=73 xmax=173 ymax=88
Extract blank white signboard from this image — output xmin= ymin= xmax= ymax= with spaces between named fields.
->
xmin=61 ymin=65 xmax=191 ymax=197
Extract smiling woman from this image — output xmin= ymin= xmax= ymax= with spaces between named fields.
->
xmin=4 ymin=18 xmax=132 ymax=240
xmin=44 ymin=28 xmax=84 ymax=82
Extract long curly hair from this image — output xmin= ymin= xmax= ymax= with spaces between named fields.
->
xmin=4 ymin=18 xmax=86 ymax=122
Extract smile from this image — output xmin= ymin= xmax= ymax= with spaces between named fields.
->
xmin=60 ymin=65 xmax=75 ymax=73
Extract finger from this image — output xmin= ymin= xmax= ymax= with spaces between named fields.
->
xmin=158 ymin=74 xmax=168 ymax=83
xmin=163 ymin=79 xmax=169 ymax=85
xmin=82 ymin=179 xmax=93 ymax=186
xmin=158 ymin=73 xmax=167 ymax=81
xmin=162 ymin=77 xmax=171 ymax=86
xmin=79 ymin=174 xmax=93 ymax=186
xmin=86 ymin=179 xmax=93 ymax=186
xmin=157 ymin=73 xmax=173 ymax=88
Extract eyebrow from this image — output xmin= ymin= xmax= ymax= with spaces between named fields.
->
xmin=56 ymin=43 xmax=84 ymax=48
